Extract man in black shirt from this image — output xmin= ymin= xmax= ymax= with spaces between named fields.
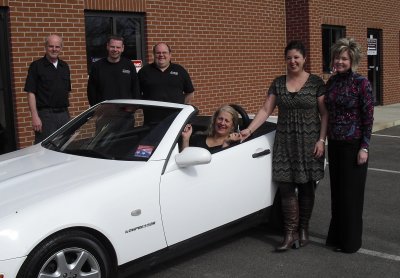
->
xmin=138 ymin=43 xmax=195 ymax=104
xmin=25 ymin=34 xmax=71 ymax=144
xmin=87 ymin=35 xmax=140 ymax=106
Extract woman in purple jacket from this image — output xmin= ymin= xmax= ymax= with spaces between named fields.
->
xmin=325 ymin=37 xmax=374 ymax=253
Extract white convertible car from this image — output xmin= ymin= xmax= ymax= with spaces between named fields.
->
xmin=0 ymin=100 xmax=278 ymax=278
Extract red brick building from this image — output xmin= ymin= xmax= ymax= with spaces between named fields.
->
xmin=0 ymin=0 xmax=399 ymax=152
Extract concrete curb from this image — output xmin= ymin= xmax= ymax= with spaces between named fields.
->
xmin=373 ymin=119 xmax=400 ymax=132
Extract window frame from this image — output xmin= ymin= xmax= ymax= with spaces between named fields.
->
xmin=84 ymin=11 xmax=146 ymax=73
xmin=322 ymin=25 xmax=346 ymax=73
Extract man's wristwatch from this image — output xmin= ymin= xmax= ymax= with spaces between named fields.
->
xmin=360 ymin=148 xmax=368 ymax=153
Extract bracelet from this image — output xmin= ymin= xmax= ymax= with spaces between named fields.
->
xmin=319 ymin=138 xmax=325 ymax=143
xmin=248 ymin=128 xmax=252 ymax=134
xmin=360 ymin=148 xmax=368 ymax=153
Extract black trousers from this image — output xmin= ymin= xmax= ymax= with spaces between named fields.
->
xmin=35 ymin=108 xmax=70 ymax=144
xmin=326 ymin=139 xmax=368 ymax=253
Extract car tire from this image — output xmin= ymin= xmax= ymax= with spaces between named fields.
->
xmin=17 ymin=230 xmax=116 ymax=278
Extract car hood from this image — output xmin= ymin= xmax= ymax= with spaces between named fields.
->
xmin=0 ymin=145 xmax=145 ymax=220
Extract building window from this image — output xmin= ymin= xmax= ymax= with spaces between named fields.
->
xmin=84 ymin=11 xmax=145 ymax=73
xmin=322 ymin=25 xmax=345 ymax=73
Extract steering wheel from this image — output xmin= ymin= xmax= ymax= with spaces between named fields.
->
xmin=229 ymin=104 xmax=250 ymax=130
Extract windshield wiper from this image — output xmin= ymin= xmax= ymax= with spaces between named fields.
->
xmin=43 ymin=140 xmax=61 ymax=151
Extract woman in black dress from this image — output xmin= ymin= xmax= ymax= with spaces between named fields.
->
xmin=241 ymin=41 xmax=328 ymax=251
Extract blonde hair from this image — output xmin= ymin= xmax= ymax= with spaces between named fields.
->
xmin=330 ymin=37 xmax=362 ymax=72
xmin=207 ymin=105 xmax=239 ymax=137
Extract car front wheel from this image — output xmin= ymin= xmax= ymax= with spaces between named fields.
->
xmin=17 ymin=230 xmax=115 ymax=278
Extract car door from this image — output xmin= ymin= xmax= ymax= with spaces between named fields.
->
xmin=159 ymin=128 xmax=276 ymax=246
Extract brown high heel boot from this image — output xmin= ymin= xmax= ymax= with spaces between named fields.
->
xmin=299 ymin=228 xmax=309 ymax=247
xmin=298 ymin=183 xmax=315 ymax=247
xmin=276 ymin=196 xmax=300 ymax=252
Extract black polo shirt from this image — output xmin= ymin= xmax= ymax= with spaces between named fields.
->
xmin=24 ymin=56 xmax=71 ymax=109
xmin=87 ymin=57 xmax=141 ymax=106
xmin=138 ymin=62 xmax=195 ymax=104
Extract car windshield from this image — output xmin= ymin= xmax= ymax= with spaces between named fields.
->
xmin=42 ymin=103 xmax=182 ymax=161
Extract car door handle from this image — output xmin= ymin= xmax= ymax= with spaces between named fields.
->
xmin=131 ymin=209 xmax=142 ymax=216
xmin=252 ymin=149 xmax=271 ymax=158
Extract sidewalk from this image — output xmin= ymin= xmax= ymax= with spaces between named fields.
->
xmin=372 ymin=103 xmax=400 ymax=132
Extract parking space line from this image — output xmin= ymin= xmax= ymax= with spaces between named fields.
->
xmin=368 ymin=167 xmax=400 ymax=174
xmin=310 ymin=236 xmax=400 ymax=262
xmin=372 ymin=134 xmax=400 ymax=139
xmin=358 ymin=249 xmax=400 ymax=261
xmin=325 ymin=162 xmax=400 ymax=174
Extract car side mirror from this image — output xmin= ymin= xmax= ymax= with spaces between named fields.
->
xmin=175 ymin=147 xmax=211 ymax=167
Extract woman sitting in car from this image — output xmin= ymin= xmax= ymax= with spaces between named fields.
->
xmin=181 ymin=105 xmax=242 ymax=154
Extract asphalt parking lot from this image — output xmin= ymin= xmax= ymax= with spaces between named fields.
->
xmin=134 ymin=125 xmax=400 ymax=278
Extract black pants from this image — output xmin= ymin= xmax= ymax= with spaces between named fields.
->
xmin=326 ymin=139 xmax=368 ymax=253
xmin=35 ymin=108 xmax=70 ymax=144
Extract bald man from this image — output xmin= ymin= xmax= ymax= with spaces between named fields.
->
xmin=138 ymin=42 xmax=195 ymax=104
xmin=25 ymin=34 xmax=71 ymax=144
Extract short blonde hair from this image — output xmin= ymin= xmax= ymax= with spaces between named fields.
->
xmin=330 ymin=37 xmax=362 ymax=72
xmin=207 ymin=105 xmax=239 ymax=137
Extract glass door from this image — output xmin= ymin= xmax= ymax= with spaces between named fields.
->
xmin=0 ymin=8 xmax=17 ymax=154
xmin=367 ymin=29 xmax=382 ymax=105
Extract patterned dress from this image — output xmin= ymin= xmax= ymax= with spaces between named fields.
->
xmin=268 ymin=74 xmax=325 ymax=184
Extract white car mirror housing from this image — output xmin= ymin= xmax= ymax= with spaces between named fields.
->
xmin=175 ymin=147 xmax=211 ymax=167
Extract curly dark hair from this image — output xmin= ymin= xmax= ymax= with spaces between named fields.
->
xmin=284 ymin=40 xmax=307 ymax=57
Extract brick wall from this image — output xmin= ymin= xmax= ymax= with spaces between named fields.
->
xmin=143 ymin=0 xmax=286 ymax=115
xmin=308 ymin=0 xmax=400 ymax=105
xmin=5 ymin=0 xmax=286 ymax=148
xmin=285 ymin=0 xmax=400 ymax=106
xmin=285 ymin=0 xmax=311 ymax=71
xmin=84 ymin=0 xmax=145 ymax=11
xmin=2 ymin=0 xmax=399 ymax=148
xmin=8 ymin=0 xmax=87 ymax=147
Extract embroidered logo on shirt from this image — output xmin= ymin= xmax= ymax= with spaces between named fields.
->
xmin=169 ymin=71 xmax=178 ymax=76
xmin=122 ymin=69 xmax=131 ymax=74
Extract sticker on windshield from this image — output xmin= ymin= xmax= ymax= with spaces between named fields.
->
xmin=134 ymin=145 xmax=154 ymax=158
